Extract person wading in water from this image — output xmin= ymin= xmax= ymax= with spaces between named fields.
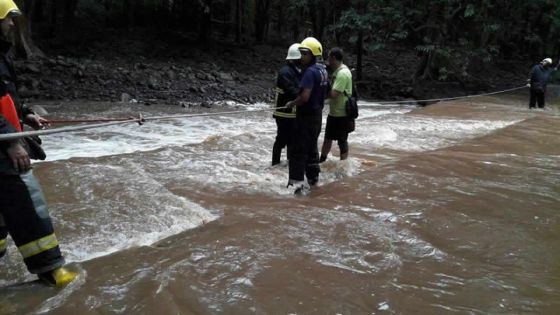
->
xmin=527 ymin=57 xmax=559 ymax=109
xmin=320 ymin=47 xmax=353 ymax=162
xmin=272 ymin=43 xmax=301 ymax=166
xmin=0 ymin=0 xmax=77 ymax=287
xmin=286 ymin=37 xmax=330 ymax=195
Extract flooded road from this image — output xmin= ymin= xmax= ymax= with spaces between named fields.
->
xmin=1 ymin=93 xmax=559 ymax=314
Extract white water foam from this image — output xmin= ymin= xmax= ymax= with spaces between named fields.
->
xmin=35 ymin=102 xmax=521 ymax=198
xmin=48 ymin=160 xmax=217 ymax=263
xmin=353 ymin=105 xmax=519 ymax=151
xmin=41 ymin=102 xmax=516 ymax=160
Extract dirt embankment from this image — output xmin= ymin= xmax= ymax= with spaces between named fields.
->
xmin=14 ymin=30 xmax=529 ymax=107
xmin=15 ymin=43 xmax=283 ymax=107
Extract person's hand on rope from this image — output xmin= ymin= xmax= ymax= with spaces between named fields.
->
xmin=24 ymin=113 xmax=50 ymax=130
xmin=7 ymin=141 xmax=30 ymax=173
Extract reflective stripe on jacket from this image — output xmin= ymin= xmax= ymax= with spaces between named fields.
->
xmin=273 ymin=63 xmax=301 ymax=119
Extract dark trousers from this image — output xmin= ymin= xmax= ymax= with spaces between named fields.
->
xmin=529 ymin=88 xmax=545 ymax=108
xmin=272 ymin=116 xmax=296 ymax=165
xmin=325 ymin=115 xmax=349 ymax=154
xmin=289 ymin=114 xmax=322 ymax=182
xmin=0 ymin=171 xmax=65 ymax=274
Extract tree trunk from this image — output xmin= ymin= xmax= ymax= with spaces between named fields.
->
xmin=15 ymin=1 xmax=45 ymax=60
xmin=413 ymin=3 xmax=443 ymax=81
xmin=123 ymin=0 xmax=135 ymax=28
xmin=308 ymin=0 xmax=317 ymax=38
xmin=291 ymin=8 xmax=301 ymax=42
xmin=254 ymin=0 xmax=264 ymax=42
xmin=47 ymin=0 xmax=57 ymax=37
xmin=308 ymin=0 xmax=326 ymax=41
xmin=254 ymin=0 xmax=270 ymax=42
xmin=63 ymin=0 xmax=79 ymax=28
xmin=356 ymin=31 xmax=363 ymax=81
xmin=478 ymin=5 xmax=490 ymax=48
xmin=198 ymin=0 xmax=212 ymax=43
xmin=235 ymin=0 xmax=241 ymax=43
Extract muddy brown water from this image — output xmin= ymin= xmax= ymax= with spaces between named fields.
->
xmin=0 ymin=94 xmax=559 ymax=314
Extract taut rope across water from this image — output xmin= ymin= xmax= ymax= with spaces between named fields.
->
xmin=0 ymin=85 xmax=528 ymax=141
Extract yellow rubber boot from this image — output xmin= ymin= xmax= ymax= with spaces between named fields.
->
xmin=39 ymin=267 xmax=78 ymax=287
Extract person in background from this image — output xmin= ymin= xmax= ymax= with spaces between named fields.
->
xmin=0 ymin=0 xmax=77 ymax=287
xmin=286 ymin=37 xmax=329 ymax=195
xmin=320 ymin=47 xmax=352 ymax=162
xmin=272 ymin=43 xmax=301 ymax=166
xmin=527 ymin=57 xmax=559 ymax=109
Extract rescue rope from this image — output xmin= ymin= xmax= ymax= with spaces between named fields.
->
xmin=368 ymin=85 xmax=528 ymax=105
xmin=47 ymin=118 xmax=140 ymax=124
xmin=0 ymin=84 xmax=529 ymax=141
xmin=0 ymin=106 xmax=288 ymax=141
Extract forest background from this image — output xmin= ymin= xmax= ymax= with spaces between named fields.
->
xmin=10 ymin=0 xmax=560 ymax=104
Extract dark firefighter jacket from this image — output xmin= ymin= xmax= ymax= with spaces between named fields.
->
xmin=529 ymin=64 xmax=558 ymax=91
xmin=273 ymin=62 xmax=301 ymax=118
xmin=0 ymin=39 xmax=35 ymax=175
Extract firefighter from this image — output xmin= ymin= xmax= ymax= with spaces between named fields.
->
xmin=0 ymin=0 xmax=76 ymax=287
xmin=286 ymin=37 xmax=330 ymax=195
xmin=272 ymin=43 xmax=301 ymax=166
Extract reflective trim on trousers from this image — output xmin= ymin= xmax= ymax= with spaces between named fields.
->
xmin=0 ymin=215 xmax=6 ymax=255
xmin=20 ymin=170 xmax=50 ymax=219
xmin=18 ymin=233 xmax=59 ymax=259
xmin=0 ymin=238 xmax=6 ymax=252
xmin=273 ymin=111 xmax=296 ymax=118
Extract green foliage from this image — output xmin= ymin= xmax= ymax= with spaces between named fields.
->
xmin=416 ymin=45 xmax=436 ymax=53
xmin=22 ymin=0 xmax=560 ymax=80
xmin=438 ymin=66 xmax=449 ymax=81
xmin=464 ymin=4 xmax=475 ymax=17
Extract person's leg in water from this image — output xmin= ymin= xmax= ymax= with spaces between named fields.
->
xmin=305 ymin=115 xmax=322 ymax=186
xmin=286 ymin=118 xmax=296 ymax=164
xmin=338 ymin=124 xmax=350 ymax=160
xmin=339 ymin=139 xmax=349 ymax=160
xmin=0 ymin=172 xmax=77 ymax=287
xmin=320 ymin=139 xmax=332 ymax=163
xmin=320 ymin=115 xmax=337 ymax=163
xmin=273 ymin=117 xmax=297 ymax=166
xmin=537 ymin=90 xmax=545 ymax=108
xmin=288 ymin=117 xmax=308 ymax=193
xmin=529 ymin=89 xmax=537 ymax=109
xmin=272 ymin=117 xmax=285 ymax=166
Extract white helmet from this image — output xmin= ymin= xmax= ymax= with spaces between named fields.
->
xmin=286 ymin=43 xmax=301 ymax=60
xmin=542 ymin=58 xmax=552 ymax=65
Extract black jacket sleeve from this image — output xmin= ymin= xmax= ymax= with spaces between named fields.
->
xmin=21 ymin=103 xmax=34 ymax=117
xmin=277 ymin=67 xmax=300 ymax=99
xmin=528 ymin=66 xmax=534 ymax=81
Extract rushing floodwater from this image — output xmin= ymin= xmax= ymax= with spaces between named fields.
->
xmin=0 ymin=93 xmax=559 ymax=314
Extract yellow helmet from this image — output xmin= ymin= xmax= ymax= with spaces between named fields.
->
xmin=300 ymin=37 xmax=323 ymax=57
xmin=0 ymin=0 xmax=20 ymax=20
